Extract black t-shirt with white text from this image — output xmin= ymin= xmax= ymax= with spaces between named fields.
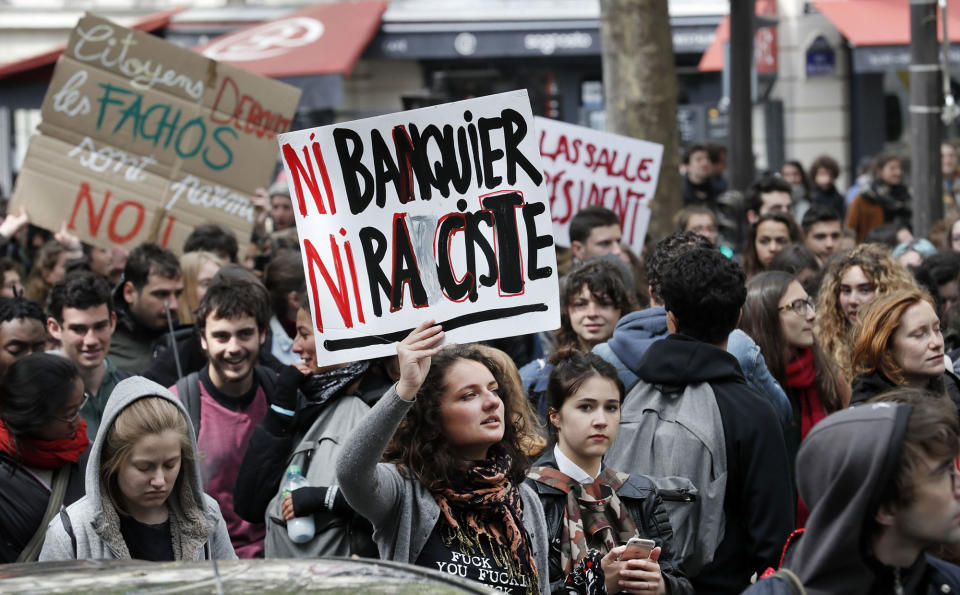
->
xmin=416 ymin=521 xmax=530 ymax=594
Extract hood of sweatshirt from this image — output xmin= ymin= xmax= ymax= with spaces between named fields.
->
xmin=85 ymin=376 xmax=212 ymax=557
xmin=606 ymin=307 xmax=669 ymax=374
xmin=634 ymin=333 xmax=745 ymax=386
xmin=789 ymin=402 xmax=912 ymax=594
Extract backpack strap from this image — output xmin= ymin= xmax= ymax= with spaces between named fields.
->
xmin=16 ymin=465 xmax=71 ymax=562
xmin=175 ymin=371 xmax=202 ymax=437
xmin=59 ymin=508 xmax=77 ymax=558
xmin=771 ymin=568 xmax=806 ymax=595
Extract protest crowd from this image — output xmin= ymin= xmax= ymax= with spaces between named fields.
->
xmin=6 ymin=60 xmax=960 ymax=594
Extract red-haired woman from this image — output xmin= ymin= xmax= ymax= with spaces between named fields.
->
xmin=850 ymin=289 xmax=960 ymax=410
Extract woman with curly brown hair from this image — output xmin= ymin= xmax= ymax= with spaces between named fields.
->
xmin=520 ymin=259 xmax=637 ymax=421
xmin=336 ymin=322 xmax=550 ymax=594
xmin=849 ymin=289 xmax=960 ymax=410
xmin=814 ymin=243 xmax=916 ymax=377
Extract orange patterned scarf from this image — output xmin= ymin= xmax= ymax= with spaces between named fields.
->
xmin=433 ymin=445 xmax=537 ymax=594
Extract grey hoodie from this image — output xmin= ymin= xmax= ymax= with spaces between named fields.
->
xmin=745 ymin=402 xmax=911 ymax=595
xmin=39 ymin=376 xmax=236 ymax=561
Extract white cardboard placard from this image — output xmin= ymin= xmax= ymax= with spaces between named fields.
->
xmin=279 ymin=90 xmax=560 ymax=366
xmin=534 ymin=116 xmax=664 ymax=254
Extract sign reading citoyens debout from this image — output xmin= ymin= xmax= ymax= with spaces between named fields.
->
xmin=279 ymin=91 xmax=560 ymax=366
xmin=11 ymin=13 xmax=301 ymax=254
xmin=535 ymin=117 xmax=664 ymax=254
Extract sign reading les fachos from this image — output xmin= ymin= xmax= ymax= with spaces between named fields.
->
xmin=11 ymin=13 xmax=301 ymax=254
xmin=279 ymin=91 xmax=560 ymax=366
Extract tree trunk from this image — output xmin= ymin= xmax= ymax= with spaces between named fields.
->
xmin=600 ymin=0 xmax=681 ymax=244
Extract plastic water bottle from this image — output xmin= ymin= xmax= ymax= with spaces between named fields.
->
xmin=282 ymin=464 xmax=315 ymax=543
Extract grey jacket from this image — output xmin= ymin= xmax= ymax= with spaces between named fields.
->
xmin=336 ymin=386 xmax=550 ymax=595
xmin=39 ymin=376 xmax=236 ymax=562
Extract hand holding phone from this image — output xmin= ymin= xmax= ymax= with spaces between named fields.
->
xmin=617 ymin=537 xmax=656 ymax=562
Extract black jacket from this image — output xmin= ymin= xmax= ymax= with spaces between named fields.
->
xmin=0 ymin=451 xmax=87 ymax=562
xmin=526 ymin=449 xmax=693 ymax=595
xmin=625 ymin=334 xmax=795 ymax=594
xmin=850 ymin=369 xmax=960 ymax=415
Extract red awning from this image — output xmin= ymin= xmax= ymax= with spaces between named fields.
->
xmin=811 ymin=0 xmax=960 ymax=47
xmin=0 ymin=7 xmax=186 ymax=81
xmin=194 ymin=1 xmax=387 ymax=78
xmin=698 ymin=0 xmax=778 ymax=73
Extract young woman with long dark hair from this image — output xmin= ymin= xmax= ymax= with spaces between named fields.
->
xmin=742 ymin=213 xmax=803 ymax=279
xmin=740 ymin=272 xmax=848 ymax=526
xmin=337 ymin=321 xmax=549 ymax=594
xmin=527 ymin=349 xmax=692 ymax=594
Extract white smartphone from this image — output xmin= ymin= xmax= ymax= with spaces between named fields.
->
xmin=618 ymin=537 xmax=656 ymax=561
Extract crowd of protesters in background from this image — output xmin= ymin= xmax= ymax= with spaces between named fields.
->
xmin=1 ymin=142 xmax=960 ymax=595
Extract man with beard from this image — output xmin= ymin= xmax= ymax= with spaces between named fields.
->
xmin=47 ymin=271 xmax=129 ymax=440
xmin=170 ymin=273 xmax=276 ymax=559
xmin=108 ymin=243 xmax=183 ymax=374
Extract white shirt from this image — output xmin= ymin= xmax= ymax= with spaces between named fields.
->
xmin=554 ymin=444 xmax=600 ymax=485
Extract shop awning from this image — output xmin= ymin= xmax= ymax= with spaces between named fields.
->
xmin=194 ymin=1 xmax=387 ymax=78
xmin=0 ymin=7 xmax=186 ymax=81
xmin=698 ymin=0 xmax=777 ymax=73
xmin=812 ymin=0 xmax=960 ymax=72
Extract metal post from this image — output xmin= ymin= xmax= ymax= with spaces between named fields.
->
xmin=910 ymin=0 xmax=943 ymax=236
xmin=729 ymin=0 xmax=755 ymax=192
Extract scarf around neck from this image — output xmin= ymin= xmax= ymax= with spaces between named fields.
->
xmin=528 ymin=465 xmax=639 ymax=575
xmin=786 ymin=347 xmax=827 ymax=442
xmin=864 ymin=180 xmax=911 ymax=222
xmin=0 ymin=419 xmax=89 ymax=470
xmin=432 ymin=445 xmax=537 ymax=593
xmin=303 ymin=360 xmax=370 ymax=404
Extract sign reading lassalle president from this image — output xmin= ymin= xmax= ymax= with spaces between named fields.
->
xmin=278 ymin=91 xmax=560 ymax=366
xmin=11 ymin=14 xmax=301 ymax=254
xmin=535 ymin=117 xmax=664 ymax=254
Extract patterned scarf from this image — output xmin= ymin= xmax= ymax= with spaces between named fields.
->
xmin=527 ymin=465 xmax=639 ymax=575
xmin=864 ymin=179 xmax=911 ymax=223
xmin=432 ymin=445 xmax=538 ymax=594
xmin=302 ymin=361 xmax=370 ymax=404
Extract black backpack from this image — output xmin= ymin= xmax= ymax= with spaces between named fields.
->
xmin=175 ymin=366 xmax=277 ymax=436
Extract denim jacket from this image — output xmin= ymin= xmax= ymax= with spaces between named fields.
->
xmin=726 ymin=330 xmax=792 ymax=426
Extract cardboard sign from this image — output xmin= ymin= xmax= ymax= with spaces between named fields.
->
xmin=535 ymin=117 xmax=664 ymax=254
xmin=11 ymin=14 xmax=301 ymax=254
xmin=278 ymin=90 xmax=560 ymax=366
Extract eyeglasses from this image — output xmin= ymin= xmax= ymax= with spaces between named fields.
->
xmin=53 ymin=393 xmax=89 ymax=424
xmin=778 ymin=297 xmax=816 ymax=316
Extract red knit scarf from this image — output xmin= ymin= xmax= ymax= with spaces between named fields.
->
xmin=785 ymin=347 xmax=826 ymax=441
xmin=785 ymin=347 xmax=826 ymax=528
xmin=0 ymin=419 xmax=89 ymax=469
